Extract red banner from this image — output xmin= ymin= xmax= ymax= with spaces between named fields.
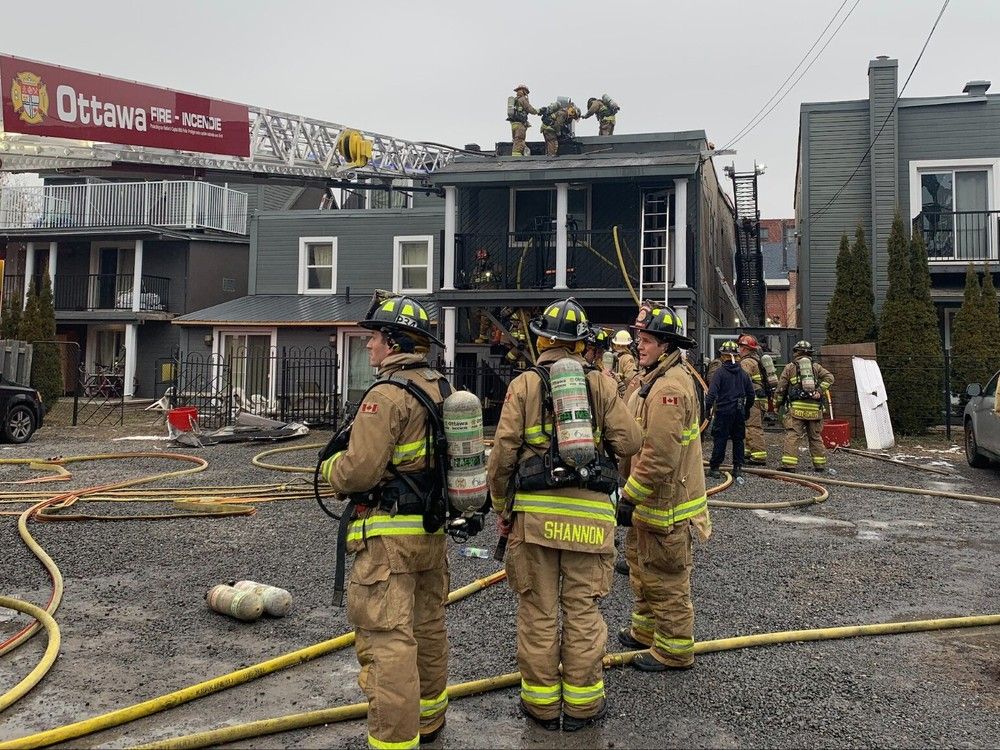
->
xmin=0 ymin=54 xmax=250 ymax=157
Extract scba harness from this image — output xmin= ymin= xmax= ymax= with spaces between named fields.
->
xmin=317 ymin=366 xmax=486 ymax=606
xmin=515 ymin=364 xmax=620 ymax=495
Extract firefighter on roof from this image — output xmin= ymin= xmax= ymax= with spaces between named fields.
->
xmin=618 ymin=302 xmax=711 ymax=672
xmin=582 ymin=94 xmax=620 ymax=135
xmin=507 ymin=84 xmax=539 ymax=157
xmin=488 ymin=297 xmax=641 ymax=732
xmin=320 ymin=295 xmax=450 ymax=749
xmin=775 ymin=340 xmax=835 ymax=472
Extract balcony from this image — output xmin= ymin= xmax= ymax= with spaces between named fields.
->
xmin=0 ymin=181 xmax=248 ymax=235
xmin=2 ymin=273 xmax=170 ymax=313
xmin=914 ymin=209 xmax=1000 ymax=264
xmin=454 ymin=228 xmax=641 ymax=291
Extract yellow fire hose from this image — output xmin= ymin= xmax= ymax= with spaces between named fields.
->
xmin=129 ymin=613 xmax=1000 ymax=750
xmin=0 ymin=572 xmax=507 ymax=749
xmin=251 ymin=443 xmax=325 ymax=473
xmin=0 ymin=597 xmax=60 ymax=714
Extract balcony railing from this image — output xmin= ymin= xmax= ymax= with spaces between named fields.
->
xmin=454 ymin=228 xmax=641 ymax=291
xmin=914 ymin=209 xmax=1000 ymax=262
xmin=2 ymin=273 xmax=169 ymax=312
xmin=0 ymin=180 xmax=248 ymax=234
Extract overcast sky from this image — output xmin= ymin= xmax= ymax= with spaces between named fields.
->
xmin=2 ymin=0 xmax=995 ymax=216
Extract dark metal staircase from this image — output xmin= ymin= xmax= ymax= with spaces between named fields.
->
xmin=727 ymin=165 xmax=766 ymax=326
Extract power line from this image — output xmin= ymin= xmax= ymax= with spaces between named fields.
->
xmin=808 ymin=0 xmax=951 ymax=223
xmin=721 ymin=0 xmax=860 ymax=152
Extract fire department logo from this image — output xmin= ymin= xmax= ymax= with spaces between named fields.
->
xmin=10 ymin=71 xmax=48 ymax=125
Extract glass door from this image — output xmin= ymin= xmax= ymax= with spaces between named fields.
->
xmin=220 ymin=332 xmax=274 ymax=410
xmin=343 ymin=332 xmax=376 ymax=410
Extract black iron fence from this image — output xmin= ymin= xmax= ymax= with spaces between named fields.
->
xmin=914 ymin=209 xmax=1000 ymax=262
xmin=455 ymin=228 xmax=641 ymax=291
xmin=163 ymin=347 xmax=340 ymax=429
xmin=2 ymin=273 xmax=169 ymax=311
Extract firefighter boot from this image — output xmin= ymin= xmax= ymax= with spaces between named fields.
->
xmin=520 ymin=701 xmax=560 ymax=731
xmin=632 ymin=651 xmax=695 ymax=672
xmin=420 ymin=720 xmax=445 ymax=745
xmin=562 ymin=703 xmax=608 ymax=732
xmin=618 ymin=627 xmax=647 ymax=649
xmin=615 ymin=557 xmax=630 ymax=575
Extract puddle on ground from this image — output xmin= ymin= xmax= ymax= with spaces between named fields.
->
xmin=750 ymin=510 xmax=854 ymax=529
xmin=751 ymin=512 xmax=935 ymax=544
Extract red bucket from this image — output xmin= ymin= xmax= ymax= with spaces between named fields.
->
xmin=167 ymin=406 xmax=199 ymax=432
xmin=822 ymin=419 xmax=851 ymax=449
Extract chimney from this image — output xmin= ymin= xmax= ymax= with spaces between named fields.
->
xmin=868 ymin=56 xmax=899 ymax=313
xmin=963 ymin=80 xmax=991 ymax=97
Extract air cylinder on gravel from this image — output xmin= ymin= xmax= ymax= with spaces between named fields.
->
xmin=550 ymin=357 xmax=596 ymax=468
xmin=206 ymin=584 xmax=264 ymax=622
xmin=442 ymin=391 xmax=488 ymax=514
xmin=231 ymin=580 xmax=293 ymax=617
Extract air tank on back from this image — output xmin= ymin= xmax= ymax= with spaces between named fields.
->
xmin=760 ymin=353 xmax=779 ymax=390
xmin=442 ymin=390 xmax=488 ymax=514
xmin=796 ymin=357 xmax=816 ymax=393
xmin=550 ymin=357 xmax=596 ymax=468
xmin=601 ymin=351 xmax=615 ymax=371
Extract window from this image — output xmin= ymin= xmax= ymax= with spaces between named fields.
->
xmin=511 ymin=188 xmax=589 ymax=240
xmin=909 ymin=159 xmax=999 ymax=261
xmin=298 ymin=237 xmax=337 ymax=294
xmin=393 ymin=235 xmax=434 ymax=294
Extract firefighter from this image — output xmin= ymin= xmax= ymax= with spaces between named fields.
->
xmin=737 ymin=333 xmax=770 ymax=465
xmin=705 ymin=340 xmax=755 ymax=482
xmin=488 ymin=298 xmax=642 ymax=732
xmin=775 ymin=340 xmax=835 ymax=472
xmin=582 ymin=94 xmax=620 ymax=135
xmin=540 ymin=101 xmax=581 ymax=156
xmin=508 ymin=84 xmax=539 ymax=157
xmin=583 ymin=324 xmax=611 ymax=369
xmin=617 ymin=302 xmax=711 ymax=672
xmin=611 ymin=329 xmax=638 ymax=393
xmin=320 ymin=295 xmax=450 ymax=749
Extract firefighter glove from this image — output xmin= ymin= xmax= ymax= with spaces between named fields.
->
xmin=616 ymin=500 xmax=635 ymax=527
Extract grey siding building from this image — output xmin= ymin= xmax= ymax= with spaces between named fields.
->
xmin=174 ymin=206 xmax=443 ymax=409
xmin=796 ymin=55 xmax=1000 ymax=347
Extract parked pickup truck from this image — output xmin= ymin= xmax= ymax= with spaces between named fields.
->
xmin=964 ymin=371 xmax=1000 ymax=468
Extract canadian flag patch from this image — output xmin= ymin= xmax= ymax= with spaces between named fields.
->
xmin=361 ymin=402 xmax=379 ymax=414
xmin=662 ymin=396 xmax=679 ymax=406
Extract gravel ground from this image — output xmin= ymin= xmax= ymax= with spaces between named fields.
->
xmin=2 ymin=424 xmax=999 ymax=749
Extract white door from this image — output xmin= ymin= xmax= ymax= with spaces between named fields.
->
xmin=853 ymin=356 xmax=895 ymax=450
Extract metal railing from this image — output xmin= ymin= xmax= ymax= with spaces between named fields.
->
xmin=164 ymin=346 xmax=340 ymax=429
xmin=54 ymin=274 xmax=170 ymax=312
xmin=914 ymin=209 xmax=1000 ymax=262
xmin=0 ymin=180 xmax=248 ymax=234
xmin=454 ymin=228 xmax=641 ymax=291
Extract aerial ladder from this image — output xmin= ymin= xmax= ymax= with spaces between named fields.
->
xmin=725 ymin=163 xmax=766 ymax=327
xmin=0 ymin=105 xmax=470 ymax=183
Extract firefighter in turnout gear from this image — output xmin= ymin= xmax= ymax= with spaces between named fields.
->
xmin=320 ymin=295 xmax=450 ymax=749
xmin=488 ymin=298 xmax=642 ymax=732
xmin=582 ymin=94 xmax=620 ymax=135
xmin=540 ymin=101 xmax=581 ymax=156
xmin=611 ymin=329 xmax=638 ymax=397
xmin=737 ymin=334 xmax=769 ymax=465
xmin=618 ymin=303 xmax=711 ymax=672
xmin=508 ymin=84 xmax=539 ymax=157
xmin=775 ymin=340 xmax=835 ymax=472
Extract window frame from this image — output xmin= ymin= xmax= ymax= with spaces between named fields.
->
xmin=392 ymin=234 xmax=434 ymax=294
xmin=298 ymin=236 xmax=338 ymax=295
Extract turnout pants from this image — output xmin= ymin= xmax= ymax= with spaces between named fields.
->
xmin=348 ymin=538 xmax=449 ymax=749
xmin=510 ymin=122 xmax=528 ymax=156
xmin=781 ymin=416 xmax=827 ymax=468
xmin=709 ymin=409 xmax=746 ymax=473
xmin=506 ymin=538 xmax=614 ymax=721
xmin=745 ymin=402 xmax=768 ymax=462
xmin=625 ymin=521 xmax=696 ymax=667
